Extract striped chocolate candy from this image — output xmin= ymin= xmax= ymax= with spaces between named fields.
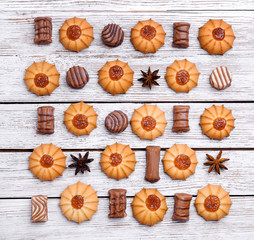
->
xmin=66 ymin=66 xmax=89 ymax=89
xmin=31 ymin=195 xmax=48 ymax=222
xmin=101 ymin=24 xmax=124 ymax=47
xmin=105 ymin=110 xmax=128 ymax=133
xmin=210 ymin=66 xmax=232 ymax=90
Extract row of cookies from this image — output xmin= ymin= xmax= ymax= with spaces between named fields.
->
xmin=31 ymin=183 xmax=232 ymax=224
xmin=34 ymin=17 xmax=235 ymax=55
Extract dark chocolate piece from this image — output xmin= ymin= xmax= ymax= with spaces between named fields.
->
xmin=102 ymin=24 xmax=124 ymax=47
xmin=172 ymin=105 xmax=190 ymax=133
xmin=172 ymin=22 xmax=190 ymax=48
xmin=108 ymin=189 xmax=127 ymax=218
xmin=34 ymin=17 xmax=52 ymax=45
xmin=37 ymin=106 xmax=54 ymax=134
xmin=145 ymin=146 xmax=161 ymax=183
xmin=66 ymin=66 xmax=89 ymax=89
xmin=172 ymin=193 xmax=192 ymax=221
xmin=105 ymin=110 xmax=128 ymax=133
xmin=31 ymin=195 xmax=48 ymax=222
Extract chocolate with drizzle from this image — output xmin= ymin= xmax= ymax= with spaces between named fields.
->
xmin=66 ymin=66 xmax=89 ymax=89
xmin=37 ymin=106 xmax=55 ymax=134
xmin=102 ymin=24 xmax=124 ymax=47
xmin=34 ymin=17 xmax=52 ymax=45
xmin=172 ymin=22 xmax=190 ymax=48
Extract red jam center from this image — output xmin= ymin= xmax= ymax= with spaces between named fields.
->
xmin=176 ymin=70 xmax=190 ymax=85
xmin=145 ymin=194 xmax=161 ymax=211
xmin=213 ymin=118 xmax=226 ymax=131
xmin=72 ymin=114 xmax=88 ymax=129
xmin=40 ymin=154 xmax=54 ymax=168
xmin=174 ymin=154 xmax=191 ymax=170
xmin=109 ymin=65 xmax=124 ymax=81
xmin=212 ymin=27 xmax=225 ymax=41
xmin=67 ymin=25 xmax=81 ymax=40
xmin=141 ymin=116 xmax=156 ymax=131
xmin=34 ymin=73 xmax=49 ymax=88
xmin=204 ymin=195 xmax=220 ymax=212
xmin=140 ymin=25 xmax=156 ymax=40
xmin=110 ymin=153 xmax=123 ymax=167
xmin=71 ymin=195 xmax=84 ymax=209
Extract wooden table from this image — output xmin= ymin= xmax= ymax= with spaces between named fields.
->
xmin=1 ymin=0 xmax=254 ymax=239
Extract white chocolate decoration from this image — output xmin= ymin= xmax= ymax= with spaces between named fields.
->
xmin=210 ymin=66 xmax=232 ymax=90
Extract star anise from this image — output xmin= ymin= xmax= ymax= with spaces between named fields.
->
xmin=68 ymin=152 xmax=94 ymax=175
xmin=138 ymin=67 xmax=160 ymax=89
xmin=204 ymin=150 xmax=229 ymax=174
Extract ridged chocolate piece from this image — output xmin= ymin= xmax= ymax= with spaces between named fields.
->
xmin=210 ymin=66 xmax=232 ymax=90
xmin=37 ymin=106 xmax=54 ymax=134
xmin=108 ymin=189 xmax=127 ymax=218
xmin=31 ymin=195 xmax=48 ymax=222
xmin=173 ymin=22 xmax=190 ymax=48
xmin=172 ymin=105 xmax=190 ymax=133
xmin=145 ymin=146 xmax=161 ymax=183
xmin=105 ymin=110 xmax=128 ymax=133
xmin=34 ymin=17 xmax=52 ymax=45
xmin=172 ymin=193 xmax=192 ymax=221
xmin=66 ymin=66 xmax=89 ymax=89
xmin=102 ymin=24 xmax=124 ymax=47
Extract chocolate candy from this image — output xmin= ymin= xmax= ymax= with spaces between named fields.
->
xmin=102 ymin=24 xmax=124 ymax=47
xmin=172 ymin=22 xmax=190 ymax=48
xmin=105 ymin=110 xmax=128 ymax=133
xmin=37 ymin=106 xmax=54 ymax=134
xmin=210 ymin=66 xmax=232 ymax=90
xmin=145 ymin=146 xmax=161 ymax=183
xmin=66 ymin=66 xmax=89 ymax=89
xmin=108 ymin=189 xmax=127 ymax=218
xmin=172 ymin=193 xmax=192 ymax=221
xmin=172 ymin=105 xmax=190 ymax=133
xmin=34 ymin=17 xmax=52 ymax=45
xmin=31 ymin=195 xmax=48 ymax=222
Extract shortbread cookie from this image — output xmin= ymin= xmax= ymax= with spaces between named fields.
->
xmin=195 ymin=184 xmax=232 ymax=221
xmin=210 ymin=66 xmax=232 ymax=90
xmin=165 ymin=59 xmax=200 ymax=93
xmin=24 ymin=61 xmax=60 ymax=96
xmin=59 ymin=17 xmax=94 ymax=52
xmin=98 ymin=59 xmax=134 ymax=95
xmin=131 ymin=19 xmax=166 ymax=54
xmin=162 ymin=144 xmax=198 ymax=180
xmin=29 ymin=143 xmax=66 ymax=181
xmin=200 ymin=105 xmax=235 ymax=140
xmin=100 ymin=143 xmax=136 ymax=180
xmin=130 ymin=104 xmax=167 ymax=140
xmin=132 ymin=188 xmax=168 ymax=226
xmin=60 ymin=181 xmax=99 ymax=223
xmin=64 ymin=101 xmax=98 ymax=136
xmin=198 ymin=19 xmax=235 ymax=55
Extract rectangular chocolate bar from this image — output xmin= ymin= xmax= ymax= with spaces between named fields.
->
xmin=31 ymin=195 xmax=48 ymax=222
xmin=108 ymin=189 xmax=127 ymax=218
xmin=37 ymin=106 xmax=54 ymax=134
xmin=34 ymin=17 xmax=52 ymax=45
xmin=145 ymin=146 xmax=161 ymax=183
xmin=173 ymin=22 xmax=190 ymax=48
xmin=172 ymin=193 xmax=192 ymax=221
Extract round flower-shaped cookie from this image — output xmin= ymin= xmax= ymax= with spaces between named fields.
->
xmin=132 ymin=188 xmax=168 ymax=226
xmin=60 ymin=181 xmax=99 ymax=223
xmin=195 ymin=184 xmax=232 ymax=221
xmin=165 ymin=59 xmax=200 ymax=93
xmin=200 ymin=105 xmax=235 ymax=140
xmin=98 ymin=59 xmax=134 ymax=95
xmin=29 ymin=143 xmax=66 ymax=181
xmin=24 ymin=61 xmax=60 ymax=96
xmin=162 ymin=144 xmax=198 ymax=180
xmin=130 ymin=104 xmax=167 ymax=140
xmin=59 ymin=17 xmax=94 ymax=52
xmin=100 ymin=142 xmax=136 ymax=180
xmin=131 ymin=19 xmax=166 ymax=54
xmin=64 ymin=101 xmax=98 ymax=136
xmin=198 ymin=19 xmax=236 ymax=55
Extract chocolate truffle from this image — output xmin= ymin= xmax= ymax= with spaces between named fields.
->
xmin=102 ymin=24 xmax=124 ymax=47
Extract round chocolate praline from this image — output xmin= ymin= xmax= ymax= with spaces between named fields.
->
xmin=66 ymin=66 xmax=89 ymax=89
xmin=101 ymin=24 xmax=124 ymax=47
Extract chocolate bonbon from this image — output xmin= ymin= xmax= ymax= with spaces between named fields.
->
xmin=172 ymin=193 xmax=192 ymax=221
xmin=172 ymin=22 xmax=190 ymax=48
xmin=105 ymin=110 xmax=128 ymax=133
xmin=210 ymin=66 xmax=232 ymax=90
xmin=172 ymin=105 xmax=190 ymax=133
xmin=108 ymin=189 xmax=127 ymax=218
xmin=31 ymin=195 xmax=48 ymax=222
xmin=66 ymin=66 xmax=89 ymax=89
xmin=102 ymin=24 xmax=124 ymax=47
xmin=34 ymin=17 xmax=52 ymax=45
xmin=37 ymin=106 xmax=55 ymax=134
xmin=145 ymin=146 xmax=161 ymax=183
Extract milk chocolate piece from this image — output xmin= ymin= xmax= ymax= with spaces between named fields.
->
xmin=172 ymin=193 xmax=192 ymax=221
xmin=105 ymin=110 xmax=128 ymax=133
xmin=173 ymin=22 xmax=190 ymax=48
xmin=37 ymin=106 xmax=54 ymax=134
xmin=102 ymin=24 xmax=124 ymax=47
xmin=31 ymin=195 xmax=48 ymax=222
xmin=210 ymin=66 xmax=232 ymax=90
xmin=145 ymin=146 xmax=161 ymax=183
xmin=108 ymin=189 xmax=127 ymax=218
xmin=34 ymin=17 xmax=52 ymax=45
xmin=66 ymin=66 xmax=89 ymax=89
xmin=172 ymin=105 xmax=190 ymax=133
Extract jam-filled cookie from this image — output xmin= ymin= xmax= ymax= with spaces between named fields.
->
xmin=29 ymin=143 xmax=66 ymax=181
xmin=195 ymin=184 xmax=232 ymax=221
xmin=59 ymin=17 xmax=94 ymax=52
xmin=165 ymin=59 xmax=200 ymax=93
xmin=198 ymin=19 xmax=235 ymax=55
xmin=64 ymin=101 xmax=98 ymax=136
xmin=130 ymin=104 xmax=167 ymax=140
xmin=100 ymin=143 xmax=136 ymax=180
xmin=131 ymin=19 xmax=166 ymax=54
xmin=200 ymin=105 xmax=235 ymax=140
xmin=132 ymin=188 xmax=168 ymax=226
xmin=162 ymin=144 xmax=198 ymax=180
xmin=98 ymin=59 xmax=134 ymax=95
xmin=60 ymin=181 xmax=99 ymax=223
xmin=24 ymin=61 xmax=60 ymax=96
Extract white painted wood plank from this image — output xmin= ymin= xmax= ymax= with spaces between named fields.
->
xmin=0 ymin=150 xmax=252 ymax=197
xmin=0 ymin=197 xmax=253 ymax=239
